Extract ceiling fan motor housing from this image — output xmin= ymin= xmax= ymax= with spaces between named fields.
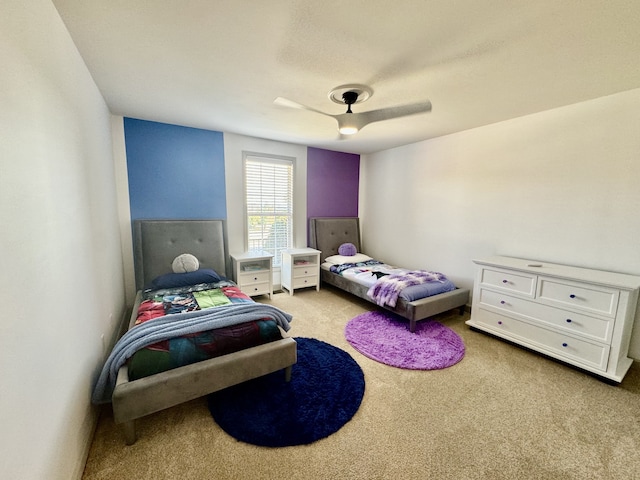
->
xmin=342 ymin=91 xmax=358 ymax=113
xmin=342 ymin=91 xmax=359 ymax=105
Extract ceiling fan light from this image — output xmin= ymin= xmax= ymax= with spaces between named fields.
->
xmin=339 ymin=125 xmax=359 ymax=135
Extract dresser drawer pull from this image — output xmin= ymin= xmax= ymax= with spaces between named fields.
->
xmin=502 ymin=279 xmax=508 ymax=283
xmin=569 ymin=294 xmax=576 ymax=299
xmin=498 ymin=321 xmax=503 ymax=325
xmin=566 ymin=319 xmax=572 ymax=323
xmin=500 ymin=300 xmax=506 ymax=304
xmin=562 ymin=343 xmax=568 ymax=347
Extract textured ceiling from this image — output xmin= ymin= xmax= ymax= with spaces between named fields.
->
xmin=52 ymin=0 xmax=640 ymax=154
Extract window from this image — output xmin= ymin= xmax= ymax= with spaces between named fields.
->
xmin=244 ymin=154 xmax=293 ymax=267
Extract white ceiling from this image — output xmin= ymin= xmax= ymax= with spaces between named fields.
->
xmin=52 ymin=0 xmax=640 ymax=155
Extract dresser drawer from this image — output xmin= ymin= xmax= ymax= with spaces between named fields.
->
xmin=473 ymin=309 xmax=609 ymax=371
xmin=480 ymin=268 xmax=536 ymax=297
xmin=238 ymin=270 xmax=270 ymax=285
xmin=537 ymin=277 xmax=619 ymax=318
xmin=478 ymin=289 xmax=613 ymax=343
xmin=292 ymin=265 xmax=319 ymax=279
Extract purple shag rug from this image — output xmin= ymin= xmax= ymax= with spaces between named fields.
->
xmin=345 ymin=311 xmax=465 ymax=370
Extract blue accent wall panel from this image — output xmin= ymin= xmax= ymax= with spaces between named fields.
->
xmin=124 ymin=118 xmax=226 ymax=220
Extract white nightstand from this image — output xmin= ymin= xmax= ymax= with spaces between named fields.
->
xmin=281 ymin=248 xmax=321 ymax=295
xmin=230 ymin=251 xmax=273 ymax=298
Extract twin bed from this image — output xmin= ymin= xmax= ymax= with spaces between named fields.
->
xmin=96 ymin=217 xmax=468 ymax=444
xmin=310 ymin=217 xmax=469 ymax=332
xmin=99 ymin=220 xmax=297 ymax=444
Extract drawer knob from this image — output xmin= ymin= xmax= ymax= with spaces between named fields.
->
xmin=497 ymin=321 xmax=503 ymax=325
xmin=569 ymin=294 xmax=576 ymax=299
xmin=566 ymin=319 xmax=572 ymax=323
xmin=502 ymin=279 xmax=508 ymax=283
xmin=562 ymin=343 xmax=568 ymax=347
xmin=500 ymin=300 xmax=506 ymax=305
xmin=254 ymin=277 xmax=258 ymax=281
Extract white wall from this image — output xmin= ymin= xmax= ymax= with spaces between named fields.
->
xmin=223 ymin=133 xmax=308 ymax=284
xmin=360 ymin=88 xmax=640 ymax=357
xmin=0 ymin=1 xmax=125 ymax=479
xmin=111 ymin=116 xmax=137 ymax=306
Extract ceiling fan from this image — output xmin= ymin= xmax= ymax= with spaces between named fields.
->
xmin=274 ymin=84 xmax=432 ymax=136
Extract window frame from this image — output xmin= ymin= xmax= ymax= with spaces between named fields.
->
xmin=242 ymin=152 xmax=295 ymax=268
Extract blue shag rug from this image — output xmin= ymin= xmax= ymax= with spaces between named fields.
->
xmin=207 ymin=337 xmax=365 ymax=447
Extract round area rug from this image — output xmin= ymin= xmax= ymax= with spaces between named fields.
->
xmin=207 ymin=337 xmax=365 ymax=447
xmin=345 ymin=311 xmax=465 ymax=370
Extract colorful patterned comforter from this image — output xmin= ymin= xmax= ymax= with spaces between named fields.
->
xmin=129 ymin=281 xmax=282 ymax=381
xmin=92 ymin=281 xmax=290 ymax=404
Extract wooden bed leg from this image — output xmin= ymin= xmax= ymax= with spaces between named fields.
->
xmin=410 ymin=319 xmax=416 ymax=333
xmin=284 ymin=365 xmax=292 ymax=382
xmin=459 ymin=305 xmax=466 ymax=315
xmin=122 ymin=421 xmax=136 ymax=445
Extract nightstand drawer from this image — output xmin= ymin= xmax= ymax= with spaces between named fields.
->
xmin=242 ymin=282 xmax=270 ymax=296
xmin=239 ymin=270 xmax=271 ymax=285
xmin=292 ymin=265 xmax=319 ymax=278
xmin=292 ymin=276 xmax=317 ymax=289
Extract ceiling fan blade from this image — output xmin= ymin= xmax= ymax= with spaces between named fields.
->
xmin=358 ymin=101 xmax=432 ymax=126
xmin=273 ymin=97 xmax=332 ymax=117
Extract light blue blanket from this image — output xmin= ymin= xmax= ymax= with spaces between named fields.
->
xmin=92 ymin=303 xmax=293 ymax=404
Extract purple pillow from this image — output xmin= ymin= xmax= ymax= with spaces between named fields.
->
xmin=338 ymin=243 xmax=357 ymax=256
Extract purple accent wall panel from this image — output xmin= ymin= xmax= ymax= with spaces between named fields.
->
xmin=307 ymin=147 xmax=360 ymax=219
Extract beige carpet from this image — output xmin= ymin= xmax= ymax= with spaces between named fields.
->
xmin=83 ymin=286 xmax=640 ymax=480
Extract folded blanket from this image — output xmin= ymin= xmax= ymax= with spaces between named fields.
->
xmin=367 ymin=270 xmax=448 ymax=308
xmin=192 ymin=288 xmax=232 ymax=309
xmin=92 ymin=303 xmax=293 ymax=404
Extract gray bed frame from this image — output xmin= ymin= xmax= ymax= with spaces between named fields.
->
xmin=309 ymin=217 xmax=469 ymax=332
xmin=112 ymin=219 xmax=297 ymax=445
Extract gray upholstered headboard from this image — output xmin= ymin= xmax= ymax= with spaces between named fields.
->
xmin=133 ymin=219 xmax=229 ymax=290
xmin=309 ymin=217 xmax=362 ymax=262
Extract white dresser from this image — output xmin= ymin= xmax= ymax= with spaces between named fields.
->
xmin=467 ymin=256 xmax=640 ymax=382
xmin=230 ymin=251 xmax=273 ymax=298
xmin=281 ymin=248 xmax=321 ymax=295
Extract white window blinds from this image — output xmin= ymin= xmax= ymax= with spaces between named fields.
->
xmin=244 ymin=155 xmax=293 ymax=267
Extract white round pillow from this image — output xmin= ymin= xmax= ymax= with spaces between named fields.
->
xmin=172 ymin=253 xmax=200 ymax=273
